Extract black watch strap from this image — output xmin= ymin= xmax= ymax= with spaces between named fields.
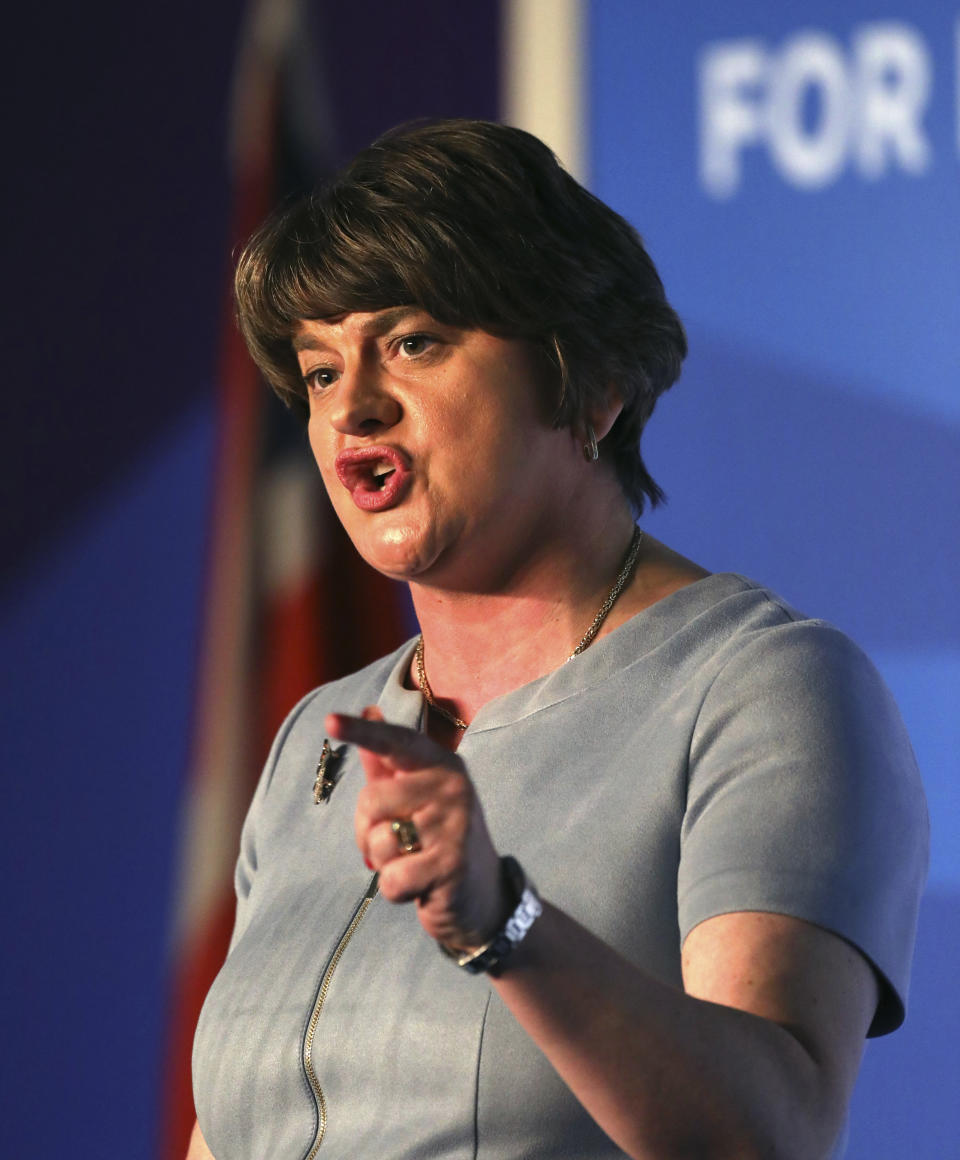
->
xmin=439 ymin=856 xmax=542 ymax=975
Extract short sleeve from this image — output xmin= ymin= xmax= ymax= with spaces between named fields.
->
xmin=678 ymin=620 xmax=929 ymax=1035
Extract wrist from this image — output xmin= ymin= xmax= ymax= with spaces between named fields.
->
xmin=439 ymin=856 xmax=542 ymax=976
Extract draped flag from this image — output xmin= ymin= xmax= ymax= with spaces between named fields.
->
xmin=159 ymin=2 xmax=412 ymax=1154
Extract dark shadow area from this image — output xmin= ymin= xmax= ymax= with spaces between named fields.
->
xmin=2 ymin=1 xmax=242 ymax=589
xmin=318 ymin=0 xmax=500 ymax=164
xmin=2 ymin=0 xmax=500 ymax=603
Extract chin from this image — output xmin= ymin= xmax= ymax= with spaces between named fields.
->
xmin=354 ymin=525 xmax=439 ymax=581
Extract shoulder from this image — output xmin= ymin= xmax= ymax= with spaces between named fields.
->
xmin=657 ymin=573 xmax=888 ymax=687
xmin=685 ymin=576 xmax=924 ymax=834
xmin=675 ymin=578 xmax=928 ymax=1035
xmin=627 ymin=573 xmax=888 ymax=710
xmin=690 ymin=577 xmax=904 ymax=739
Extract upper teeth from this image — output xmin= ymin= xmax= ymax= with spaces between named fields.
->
xmin=371 ymin=461 xmax=394 ymax=477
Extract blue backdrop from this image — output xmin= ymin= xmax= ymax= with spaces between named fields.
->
xmin=589 ymin=2 xmax=958 ymax=1155
xmin=2 ymin=2 xmax=955 ymax=1156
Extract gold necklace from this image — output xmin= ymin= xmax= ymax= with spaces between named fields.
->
xmin=415 ymin=527 xmax=644 ymax=732
xmin=415 ymin=635 xmax=469 ymax=731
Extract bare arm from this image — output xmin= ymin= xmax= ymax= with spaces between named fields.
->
xmin=186 ymin=1120 xmax=215 ymax=1160
xmin=332 ymin=710 xmax=878 ymax=1160
xmin=492 ymin=905 xmax=876 ymax=1160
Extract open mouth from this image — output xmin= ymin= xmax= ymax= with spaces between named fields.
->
xmin=370 ymin=461 xmax=396 ymax=490
xmin=334 ymin=445 xmax=412 ymax=511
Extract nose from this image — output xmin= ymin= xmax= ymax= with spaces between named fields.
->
xmin=328 ymin=363 xmax=401 ymax=436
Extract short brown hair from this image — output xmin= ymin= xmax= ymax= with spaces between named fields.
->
xmin=235 ymin=119 xmax=687 ymax=512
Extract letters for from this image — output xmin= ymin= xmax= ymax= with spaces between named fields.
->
xmin=698 ymin=20 xmax=952 ymax=198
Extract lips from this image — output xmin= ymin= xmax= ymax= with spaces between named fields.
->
xmin=334 ymin=445 xmax=413 ymax=512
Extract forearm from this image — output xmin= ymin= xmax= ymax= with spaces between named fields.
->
xmin=493 ymin=902 xmax=839 ymax=1160
xmin=332 ymin=709 xmax=869 ymax=1158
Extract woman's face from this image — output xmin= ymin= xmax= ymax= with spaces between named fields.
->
xmin=294 ymin=307 xmax=587 ymax=588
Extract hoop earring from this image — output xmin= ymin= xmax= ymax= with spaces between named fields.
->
xmin=583 ymin=424 xmax=599 ymax=462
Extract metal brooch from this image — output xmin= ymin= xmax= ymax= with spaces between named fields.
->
xmin=312 ymin=739 xmax=345 ymax=804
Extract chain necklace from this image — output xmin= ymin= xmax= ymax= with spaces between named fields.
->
xmin=414 ymin=527 xmax=644 ymax=732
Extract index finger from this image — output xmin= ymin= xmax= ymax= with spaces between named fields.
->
xmin=347 ymin=706 xmax=394 ymax=781
xmin=325 ymin=710 xmax=465 ymax=774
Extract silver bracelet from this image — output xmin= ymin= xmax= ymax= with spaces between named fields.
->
xmin=439 ymin=856 xmax=542 ymax=975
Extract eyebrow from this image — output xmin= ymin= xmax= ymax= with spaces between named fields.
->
xmin=291 ymin=306 xmax=426 ymax=353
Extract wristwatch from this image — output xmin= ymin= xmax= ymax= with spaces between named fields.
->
xmin=439 ymin=856 xmax=543 ymax=975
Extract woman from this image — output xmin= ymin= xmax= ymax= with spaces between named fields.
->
xmin=190 ymin=120 xmax=927 ymax=1159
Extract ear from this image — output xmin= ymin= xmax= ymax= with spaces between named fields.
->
xmin=589 ymin=389 xmax=624 ymax=443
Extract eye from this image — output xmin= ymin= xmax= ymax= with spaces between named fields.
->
xmin=303 ymin=365 xmax=339 ymax=393
xmin=396 ymin=333 xmax=436 ymax=358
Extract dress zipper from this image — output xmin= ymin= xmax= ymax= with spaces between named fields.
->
xmin=302 ymin=874 xmax=379 ymax=1159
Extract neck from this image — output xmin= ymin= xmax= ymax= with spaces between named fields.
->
xmin=408 ymin=505 xmax=640 ymax=726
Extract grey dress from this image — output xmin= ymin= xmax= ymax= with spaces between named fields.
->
xmin=193 ymin=574 xmax=928 ymax=1159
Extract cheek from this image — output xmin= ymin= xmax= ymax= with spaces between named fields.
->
xmin=466 ymin=390 xmax=552 ymax=466
xmin=307 ymin=419 xmax=329 ymax=469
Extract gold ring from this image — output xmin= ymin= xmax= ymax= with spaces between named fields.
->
xmin=391 ymin=818 xmax=421 ymax=854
